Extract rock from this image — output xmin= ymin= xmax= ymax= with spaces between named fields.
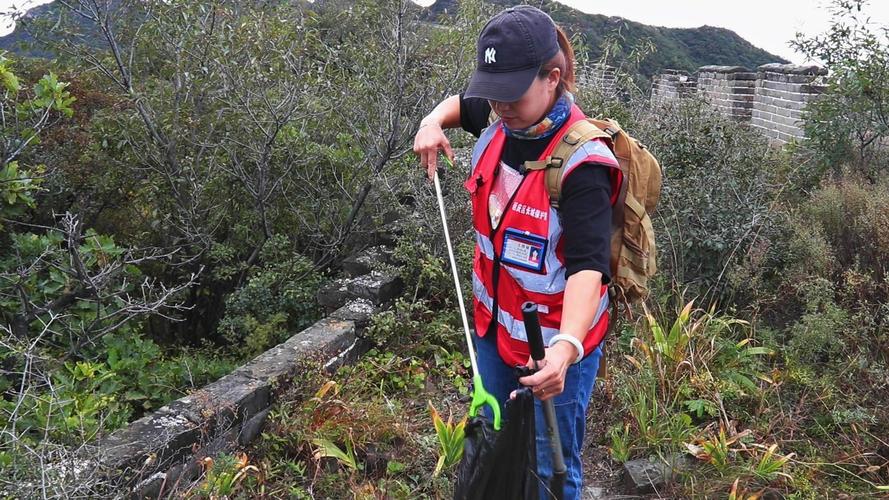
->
xmin=317 ymin=277 xmax=352 ymax=310
xmin=132 ymin=472 xmax=166 ymax=499
xmin=162 ymin=459 xmax=202 ymax=493
xmin=582 ymin=486 xmax=608 ymax=499
xmin=623 ymin=457 xmax=667 ymax=494
xmin=330 ymin=298 xmax=377 ymax=328
xmin=199 ymin=427 xmax=239 ymax=457
xmin=341 ymin=255 xmax=373 ymax=277
xmin=371 ymin=229 xmax=399 ymax=247
xmin=622 ymin=454 xmax=690 ymax=494
xmin=347 ymin=270 xmax=403 ymax=306
xmin=239 ymin=409 xmax=270 ymax=446
xmin=341 ymin=246 xmax=393 ymax=277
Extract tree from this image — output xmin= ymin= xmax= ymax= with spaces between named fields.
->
xmin=1 ymin=53 xmax=199 ymax=497
xmin=793 ymin=0 xmax=889 ymax=177
xmin=16 ymin=0 xmax=483 ymax=340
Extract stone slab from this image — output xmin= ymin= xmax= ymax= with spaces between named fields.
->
xmin=341 ymin=246 xmax=393 ymax=277
xmin=758 ymin=62 xmax=827 ymax=75
xmin=347 ymin=271 xmax=404 ymax=305
xmin=330 ymin=298 xmax=377 ymax=328
xmin=623 ymin=454 xmax=691 ymax=494
xmin=317 ymin=277 xmax=352 ymax=310
xmin=99 ymin=404 xmax=200 ymax=478
xmin=161 ymin=458 xmax=202 ymax=496
xmin=624 ymin=458 xmax=668 ymax=494
xmin=101 ymin=315 xmax=361 ymax=492
xmin=183 ymin=372 xmax=270 ymax=431
xmin=699 ymin=64 xmax=752 ymax=74
xmin=234 ymin=317 xmax=357 ymax=384
xmin=582 ymin=486 xmax=609 ymax=499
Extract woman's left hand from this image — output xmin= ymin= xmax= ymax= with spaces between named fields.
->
xmin=517 ymin=342 xmax=575 ymax=401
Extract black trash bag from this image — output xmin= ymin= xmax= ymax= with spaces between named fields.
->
xmin=453 ymin=386 xmax=538 ymax=500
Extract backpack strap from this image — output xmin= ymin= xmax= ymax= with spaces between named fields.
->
xmin=523 ymin=120 xmax=612 ymax=209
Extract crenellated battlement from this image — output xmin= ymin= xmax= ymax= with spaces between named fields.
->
xmin=649 ymin=63 xmax=828 ymax=144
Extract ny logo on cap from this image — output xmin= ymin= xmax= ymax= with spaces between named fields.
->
xmin=484 ymin=47 xmax=496 ymax=64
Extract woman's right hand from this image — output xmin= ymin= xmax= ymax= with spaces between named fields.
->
xmin=413 ymin=122 xmax=454 ymax=180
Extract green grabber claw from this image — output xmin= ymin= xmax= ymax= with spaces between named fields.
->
xmin=469 ymin=373 xmax=502 ymax=430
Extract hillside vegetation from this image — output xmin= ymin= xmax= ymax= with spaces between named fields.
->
xmin=2 ymin=0 xmax=788 ymax=78
xmin=427 ymin=0 xmax=789 ymax=78
xmin=1 ymin=0 xmax=887 ymax=498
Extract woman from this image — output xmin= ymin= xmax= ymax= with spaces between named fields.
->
xmin=413 ymin=6 xmax=621 ymax=499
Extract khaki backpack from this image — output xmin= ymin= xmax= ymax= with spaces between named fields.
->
xmin=524 ymin=118 xmax=662 ymax=306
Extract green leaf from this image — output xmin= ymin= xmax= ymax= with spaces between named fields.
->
xmin=312 ymin=437 xmax=358 ymax=470
xmin=124 ymin=391 xmax=147 ymax=401
xmin=386 ymin=460 xmax=405 ymax=475
xmin=1 ymin=69 xmax=19 ymax=93
xmin=743 ymin=346 xmax=773 ymax=356
xmin=728 ymin=371 xmax=759 ymax=394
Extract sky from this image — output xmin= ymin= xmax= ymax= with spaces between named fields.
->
xmin=3 ymin=0 xmax=889 ymax=63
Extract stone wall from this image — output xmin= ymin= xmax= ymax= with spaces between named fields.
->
xmin=751 ymin=63 xmax=827 ymax=143
xmin=696 ymin=65 xmax=757 ymax=121
xmin=651 ymin=69 xmax=697 ymax=105
xmin=579 ymin=63 xmax=618 ymax=97
xmin=91 ymin=247 xmax=403 ymax=498
xmin=651 ymin=63 xmax=828 ymax=144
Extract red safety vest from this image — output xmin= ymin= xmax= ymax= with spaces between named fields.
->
xmin=464 ymin=105 xmax=621 ymax=367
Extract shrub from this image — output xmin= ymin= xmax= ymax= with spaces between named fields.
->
xmin=743 ymin=175 xmax=889 ymax=336
xmin=786 ymin=278 xmax=849 ymax=368
xmin=615 ymin=299 xmax=772 ymax=459
xmin=631 ymin=97 xmax=791 ymax=300
xmin=792 ymin=0 xmax=889 ymax=177
xmin=218 ymin=235 xmax=324 ymax=357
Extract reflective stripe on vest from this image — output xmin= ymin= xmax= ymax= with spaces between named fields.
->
xmin=472 ymin=272 xmax=609 ymax=345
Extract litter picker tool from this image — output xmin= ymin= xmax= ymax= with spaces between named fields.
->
xmin=522 ymin=301 xmax=566 ymax=500
xmin=432 ymin=167 xmax=501 ymax=430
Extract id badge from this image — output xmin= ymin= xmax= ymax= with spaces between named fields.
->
xmin=501 ymin=228 xmax=547 ymax=273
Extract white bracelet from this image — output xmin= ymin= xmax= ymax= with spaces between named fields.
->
xmin=549 ymin=334 xmax=584 ymax=364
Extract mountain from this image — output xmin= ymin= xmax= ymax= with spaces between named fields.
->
xmin=2 ymin=0 xmax=789 ymax=78
xmin=426 ymin=0 xmax=789 ymax=78
xmin=0 ymin=1 xmax=71 ymax=57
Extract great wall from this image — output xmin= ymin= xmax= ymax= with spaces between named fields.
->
xmin=650 ymin=63 xmax=827 ymax=144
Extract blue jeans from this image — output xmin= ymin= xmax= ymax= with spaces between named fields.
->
xmin=474 ymin=332 xmax=601 ymax=500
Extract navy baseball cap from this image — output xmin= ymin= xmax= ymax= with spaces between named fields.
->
xmin=464 ymin=6 xmax=560 ymax=103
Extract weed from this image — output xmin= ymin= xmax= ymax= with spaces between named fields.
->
xmin=190 ymin=452 xmax=260 ymax=498
xmin=753 ymin=444 xmax=793 ymax=481
xmin=608 ymin=424 xmax=632 ymax=463
xmin=728 ymin=478 xmax=763 ymax=500
xmin=313 ymin=436 xmax=361 ymax=471
xmin=686 ymin=425 xmax=748 ymax=474
xmin=684 ymin=399 xmax=718 ymax=419
xmin=429 ymin=402 xmax=466 ymax=477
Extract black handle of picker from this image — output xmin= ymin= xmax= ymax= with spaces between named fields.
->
xmin=522 ymin=302 xmax=546 ymax=361
xmin=521 ymin=301 xmax=566 ymax=500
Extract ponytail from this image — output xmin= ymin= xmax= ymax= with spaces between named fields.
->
xmin=538 ymin=26 xmax=576 ymax=95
